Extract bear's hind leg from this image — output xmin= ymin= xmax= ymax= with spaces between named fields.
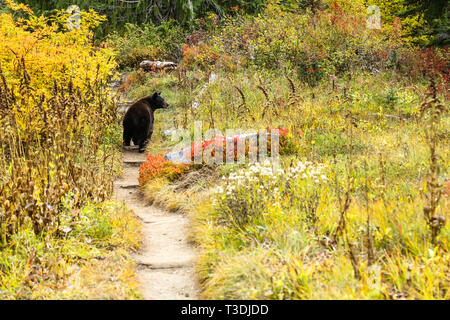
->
xmin=139 ymin=128 xmax=153 ymax=153
xmin=132 ymin=136 xmax=139 ymax=147
xmin=138 ymin=139 xmax=148 ymax=153
xmin=123 ymin=130 xmax=131 ymax=147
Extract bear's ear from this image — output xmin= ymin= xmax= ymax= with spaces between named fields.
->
xmin=152 ymin=92 xmax=158 ymax=99
xmin=158 ymin=92 xmax=162 ymax=95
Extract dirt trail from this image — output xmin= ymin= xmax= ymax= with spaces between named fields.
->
xmin=113 ymin=149 xmax=199 ymax=300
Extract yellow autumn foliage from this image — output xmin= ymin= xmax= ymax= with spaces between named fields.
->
xmin=0 ymin=0 xmax=116 ymax=99
xmin=367 ymin=0 xmax=428 ymax=45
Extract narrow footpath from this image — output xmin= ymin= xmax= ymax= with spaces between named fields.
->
xmin=113 ymin=150 xmax=199 ymax=300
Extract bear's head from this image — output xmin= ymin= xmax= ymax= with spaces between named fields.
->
xmin=145 ymin=92 xmax=169 ymax=110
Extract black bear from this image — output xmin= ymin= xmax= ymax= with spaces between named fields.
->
xmin=123 ymin=92 xmax=169 ymax=153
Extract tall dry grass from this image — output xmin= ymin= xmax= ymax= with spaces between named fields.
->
xmin=0 ymin=62 xmax=121 ymax=243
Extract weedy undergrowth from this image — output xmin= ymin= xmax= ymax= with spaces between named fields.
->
xmin=420 ymin=78 xmax=448 ymax=246
xmin=0 ymin=63 xmax=120 ymax=243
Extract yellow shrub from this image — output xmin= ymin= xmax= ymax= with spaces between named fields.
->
xmin=0 ymin=1 xmax=116 ymax=122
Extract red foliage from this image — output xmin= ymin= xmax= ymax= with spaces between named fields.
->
xmin=421 ymin=47 xmax=449 ymax=77
xmin=444 ymin=181 xmax=450 ymax=197
xmin=400 ymin=46 xmax=449 ymax=100
xmin=184 ymin=29 xmax=207 ymax=47
xmin=139 ymin=154 xmax=189 ymax=187
xmin=188 ymin=128 xmax=290 ymax=163
xmin=421 ymin=47 xmax=450 ymax=100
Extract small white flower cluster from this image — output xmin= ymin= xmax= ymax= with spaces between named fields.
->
xmin=212 ymin=160 xmax=328 ymax=198
xmin=286 ymin=160 xmax=328 ymax=184
xmin=212 ymin=161 xmax=279 ymax=197
xmin=226 ymin=161 xmax=283 ymax=181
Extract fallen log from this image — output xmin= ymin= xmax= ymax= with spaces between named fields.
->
xmin=139 ymin=60 xmax=177 ymax=72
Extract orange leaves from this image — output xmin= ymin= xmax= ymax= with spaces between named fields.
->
xmin=139 ymin=154 xmax=190 ymax=187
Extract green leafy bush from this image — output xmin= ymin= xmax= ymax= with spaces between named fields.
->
xmin=106 ymin=21 xmax=187 ymax=68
